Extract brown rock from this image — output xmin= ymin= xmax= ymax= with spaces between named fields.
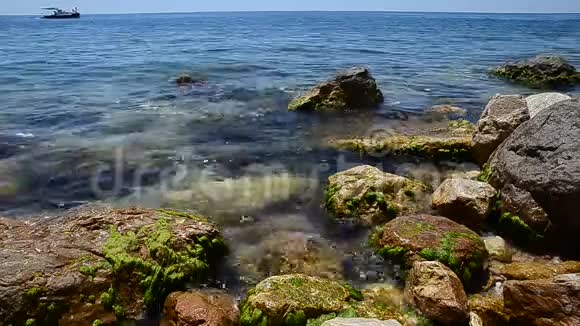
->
xmin=471 ymin=95 xmax=529 ymax=165
xmin=432 ymin=178 xmax=497 ymax=228
xmin=404 ymin=261 xmax=469 ymax=324
xmin=163 ymin=290 xmax=238 ymax=326
xmin=503 ymin=273 xmax=580 ymax=325
xmin=425 ymin=105 xmax=467 ymax=121
xmin=493 ymin=261 xmax=580 ymax=281
xmin=468 ymin=294 xmax=510 ymax=326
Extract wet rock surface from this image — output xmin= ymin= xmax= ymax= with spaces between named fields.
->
xmin=503 ymin=273 xmax=580 ymax=325
xmin=492 ymin=260 xmax=580 ymax=281
xmin=0 ymin=205 xmax=226 ymax=325
xmin=288 ymin=67 xmax=384 ymax=112
xmin=325 ymin=165 xmax=429 ymax=227
xmin=468 ymin=294 xmax=510 ymax=326
xmin=488 ymin=99 xmax=580 ymax=251
xmin=404 ymin=261 xmax=469 ymax=324
xmin=471 ymin=95 xmax=529 ymax=165
xmin=162 ymin=290 xmax=238 ymax=326
xmin=492 ymin=55 xmax=580 ymax=89
xmin=372 ymin=214 xmax=488 ymax=284
xmin=431 ymin=178 xmax=497 ymax=228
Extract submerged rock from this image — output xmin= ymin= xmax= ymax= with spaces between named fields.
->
xmin=325 ymin=165 xmax=429 ymax=227
xmin=492 ymin=261 xmax=580 ymax=281
xmin=487 ymin=99 xmax=580 ymax=252
xmin=328 ymin=119 xmax=474 ymax=160
xmin=471 ymin=95 xmax=529 ymax=165
xmin=424 ymin=104 xmax=467 ymax=121
xmin=239 ymin=274 xmax=361 ymax=326
xmin=404 ymin=261 xmax=469 ymax=324
xmin=431 ymin=178 xmax=497 ymax=228
xmin=491 ymin=55 xmax=580 ymax=89
xmin=371 ymin=214 xmax=488 ymax=284
xmin=163 ymin=290 xmax=238 ymax=326
xmin=0 ymin=205 xmax=226 ymax=325
xmin=288 ymin=67 xmax=383 ymax=112
xmin=525 ymin=92 xmax=571 ymax=118
xmin=503 ymin=273 xmax=580 ymax=325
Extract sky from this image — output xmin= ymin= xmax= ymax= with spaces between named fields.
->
xmin=3 ymin=0 xmax=580 ymax=15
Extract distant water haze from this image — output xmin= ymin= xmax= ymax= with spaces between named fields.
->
xmin=2 ymin=0 xmax=580 ymax=15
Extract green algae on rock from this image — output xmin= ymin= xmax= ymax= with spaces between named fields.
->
xmin=240 ymin=274 xmax=364 ymax=326
xmin=325 ymin=165 xmax=429 ymax=227
xmin=372 ymin=215 xmax=488 ymax=284
xmin=0 ymin=205 xmax=226 ymax=325
xmin=288 ymin=67 xmax=383 ymax=112
xmin=491 ymin=55 xmax=580 ymax=89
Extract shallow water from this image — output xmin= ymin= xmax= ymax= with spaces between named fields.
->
xmin=1 ymin=12 xmax=580 ymax=295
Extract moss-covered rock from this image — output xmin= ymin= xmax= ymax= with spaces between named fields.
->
xmin=491 ymin=55 xmax=580 ymax=89
xmin=0 ymin=205 xmax=226 ymax=325
xmin=240 ymin=274 xmax=363 ymax=326
xmin=372 ymin=215 xmax=488 ymax=284
xmin=288 ymin=67 xmax=383 ymax=112
xmin=325 ymin=165 xmax=429 ymax=227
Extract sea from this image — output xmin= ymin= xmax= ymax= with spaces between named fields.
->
xmin=1 ymin=11 xmax=580 ymax=293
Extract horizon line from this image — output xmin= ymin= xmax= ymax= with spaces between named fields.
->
xmin=2 ymin=9 xmax=580 ymax=16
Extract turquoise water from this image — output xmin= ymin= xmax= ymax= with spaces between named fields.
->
xmin=0 ymin=12 xmax=580 ymax=211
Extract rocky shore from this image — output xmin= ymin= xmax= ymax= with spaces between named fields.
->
xmin=2 ymin=56 xmax=580 ymax=325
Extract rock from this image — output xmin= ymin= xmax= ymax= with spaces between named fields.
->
xmin=469 ymin=312 xmax=484 ymax=326
xmin=468 ymin=294 xmax=510 ymax=326
xmin=236 ymin=231 xmax=343 ymax=284
xmin=0 ymin=205 xmax=226 ymax=325
xmin=492 ymin=261 xmax=580 ymax=281
xmin=492 ymin=55 xmax=580 ymax=89
xmin=328 ymin=119 xmax=474 ymax=160
xmin=482 ymin=236 xmax=512 ymax=263
xmin=471 ymin=95 xmax=529 ymax=165
xmin=425 ymin=105 xmax=467 ymax=121
xmin=321 ymin=318 xmax=402 ymax=326
xmin=239 ymin=274 xmax=362 ymax=326
xmin=431 ymin=178 xmax=497 ymax=228
xmin=325 ymin=165 xmax=429 ymax=227
xmin=176 ymin=73 xmax=194 ymax=85
xmin=163 ymin=290 xmax=238 ymax=326
xmin=503 ymin=273 xmax=580 ymax=325
xmin=288 ymin=67 xmax=383 ymax=112
xmin=487 ymin=99 xmax=580 ymax=251
xmin=404 ymin=261 xmax=469 ymax=324
xmin=526 ymin=92 xmax=571 ymax=118
xmin=371 ymin=214 xmax=488 ymax=284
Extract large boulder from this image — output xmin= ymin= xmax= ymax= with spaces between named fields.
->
xmin=487 ymin=99 xmax=580 ymax=251
xmin=325 ymin=165 xmax=429 ymax=227
xmin=371 ymin=214 xmax=488 ymax=284
xmin=525 ymin=92 xmax=571 ymax=118
xmin=163 ymin=290 xmax=238 ymax=326
xmin=503 ymin=273 xmax=580 ymax=325
xmin=239 ymin=274 xmax=362 ymax=326
xmin=404 ymin=261 xmax=469 ymax=324
xmin=471 ymin=95 xmax=529 ymax=165
xmin=492 ymin=55 xmax=580 ymax=89
xmin=0 ymin=205 xmax=226 ymax=325
xmin=288 ymin=67 xmax=384 ymax=112
xmin=432 ymin=178 xmax=497 ymax=228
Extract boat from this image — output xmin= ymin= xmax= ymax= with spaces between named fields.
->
xmin=42 ymin=7 xmax=80 ymax=19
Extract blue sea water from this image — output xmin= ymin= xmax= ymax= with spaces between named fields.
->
xmin=1 ymin=10 xmax=580 ymax=303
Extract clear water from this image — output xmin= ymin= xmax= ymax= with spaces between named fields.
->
xmin=1 ymin=12 xmax=580 ymax=292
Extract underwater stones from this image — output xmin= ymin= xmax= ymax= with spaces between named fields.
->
xmin=404 ymin=261 xmax=469 ymax=324
xmin=176 ymin=73 xmax=194 ymax=86
xmin=325 ymin=165 xmax=429 ymax=227
xmin=525 ymin=92 xmax=571 ymax=118
xmin=471 ymin=95 xmax=529 ymax=165
xmin=425 ymin=104 xmax=467 ymax=121
xmin=492 ymin=55 xmax=580 ymax=89
xmin=288 ymin=67 xmax=384 ymax=112
xmin=482 ymin=236 xmax=512 ymax=263
xmin=240 ymin=274 xmax=361 ymax=326
xmin=492 ymin=261 xmax=580 ymax=281
xmin=0 ymin=205 xmax=226 ymax=325
xmin=487 ymin=99 xmax=580 ymax=251
xmin=503 ymin=273 xmax=580 ymax=325
xmin=372 ymin=214 xmax=488 ymax=284
xmin=163 ymin=290 xmax=238 ymax=326
xmin=321 ymin=318 xmax=402 ymax=326
xmin=431 ymin=178 xmax=497 ymax=228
